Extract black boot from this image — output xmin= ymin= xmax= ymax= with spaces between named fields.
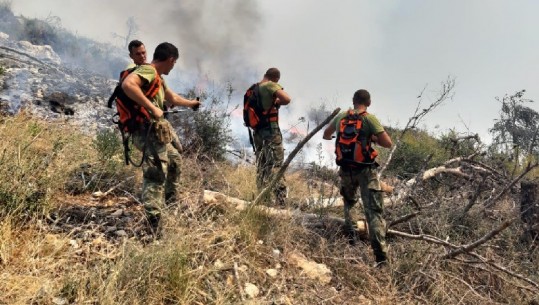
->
xmin=147 ymin=214 xmax=162 ymax=239
xmin=343 ymin=203 xmax=357 ymax=245
xmin=275 ymin=185 xmax=287 ymax=207
xmin=374 ymin=253 xmax=389 ymax=268
xmin=343 ymin=224 xmax=357 ymax=245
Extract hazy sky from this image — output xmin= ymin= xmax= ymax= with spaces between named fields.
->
xmin=10 ymin=0 xmax=539 ymax=150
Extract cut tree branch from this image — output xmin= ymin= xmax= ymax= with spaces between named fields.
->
xmin=483 ymin=161 xmax=539 ymax=209
xmin=441 ymin=218 xmax=514 ymax=259
xmin=388 ymin=227 xmax=539 ymax=291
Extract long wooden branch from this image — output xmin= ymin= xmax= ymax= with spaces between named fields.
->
xmin=404 ymin=154 xmax=479 ymax=187
xmin=388 ymin=229 xmax=455 ymax=248
xmin=441 ymin=218 xmax=514 ymax=259
xmin=470 ymin=253 xmax=539 ymax=290
xmin=422 ymin=166 xmax=471 ymax=181
xmin=253 ymin=108 xmax=341 ymax=206
xmin=483 ymin=161 xmax=539 ymax=208
xmin=392 ymin=153 xmax=505 ymax=205
xmin=389 ymin=211 xmax=419 ymax=227
xmin=461 ymin=158 xmax=505 ymax=179
xmin=204 ymin=189 xmax=368 ymax=238
xmin=392 ymin=154 xmax=433 ymax=204
xmin=388 ymin=227 xmax=539 ymax=291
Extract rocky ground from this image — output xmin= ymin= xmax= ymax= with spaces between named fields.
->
xmin=0 ymin=31 xmax=116 ymax=134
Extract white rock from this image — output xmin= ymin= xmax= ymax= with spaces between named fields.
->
xmin=266 ymin=269 xmax=278 ymax=277
xmin=238 ymin=264 xmax=248 ymax=272
xmin=213 ymin=259 xmax=225 ymax=269
xmin=110 ymin=209 xmax=123 ymax=217
xmin=52 ymin=297 xmax=68 ymax=305
xmin=69 ymin=239 xmax=79 ymax=249
xmin=288 ymin=251 xmax=332 ymax=284
xmin=244 ymin=283 xmax=259 ymax=298
xmin=114 ymin=230 xmax=127 ymax=237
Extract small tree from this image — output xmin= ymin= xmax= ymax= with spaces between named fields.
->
xmin=171 ymin=83 xmax=234 ymax=161
xmin=489 ymin=90 xmax=539 ymax=166
xmin=112 ymin=16 xmax=139 ymax=48
xmin=438 ymin=129 xmax=480 ymax=158
xmin=307 ymin=102 xmax=332 ymax=126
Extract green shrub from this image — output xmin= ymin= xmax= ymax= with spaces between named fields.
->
xmin=0 ymin=115 xmax=81 ymax=219
xmin=91 ymin=128 xmax=122 ymax=162
xmin=385 ymin=128 xmax=448 ymax=178
xmin=305 ymin=162 xmax=338 ymax=183
xmin=172 ymin=84 xmax=234 ymax=161
xmin=438 ymin=129 xmax=480 ymax=158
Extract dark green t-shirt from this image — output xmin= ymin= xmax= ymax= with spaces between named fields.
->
xmin=258 ymin=81 xmax=283 ymax=128
xmin=132 ymin=65 xmax=167 ymax=110
xmin=258 ymin=81 xmax=283 ymax=110
xmin=332 ymin=109 xmax=385 ymax=136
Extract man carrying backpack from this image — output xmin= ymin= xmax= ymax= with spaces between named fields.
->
xmin=322 ymin=89 xmax=392 ymax=267
xmin=249 ymin=68 xmax=291 ymax=206
xmin=121 ymin=42 xmax=201 ymax=235
xmin=125 ymin=39 xmax=185 ymax=156
xmin=127 ymin=39 xmax=147 ymax=68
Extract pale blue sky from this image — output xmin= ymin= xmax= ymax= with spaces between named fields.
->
xmin=11 ymin=0 xmax=539 ymax=149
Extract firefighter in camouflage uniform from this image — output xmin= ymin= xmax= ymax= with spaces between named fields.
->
xmin=323 ymin=89 xmax=392 ymax=266
xmin=251 ymin=68 xmax=291 ymax=206
xmin=121 ymin=42 xmax=200 ymax=235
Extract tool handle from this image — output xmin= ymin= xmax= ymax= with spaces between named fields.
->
xmin=192 ymin=96 xmax=200 ymax=111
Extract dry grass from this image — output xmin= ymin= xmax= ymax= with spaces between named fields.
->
xmin=0 ymin=113 xmax=538 ymax=304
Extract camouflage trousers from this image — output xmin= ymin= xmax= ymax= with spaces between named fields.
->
xmin=133 ymin=121 xmax=182 ymax=221
xmin=253 ymin=127 xmax=287 ymax=205
xmin=339 ymin=166 xmax=387 ymax=262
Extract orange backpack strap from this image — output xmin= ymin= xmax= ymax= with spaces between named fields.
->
xmin=144 ymin=65 xmax=162 ymax=98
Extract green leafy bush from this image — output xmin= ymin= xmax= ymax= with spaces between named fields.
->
xmin=91 ymin=128 xmax=122 ymax=162
xmin=438 ymin=129 xmax=480 ymax=158
xmin=385 ymin=128 xmax=448 ymax=178
xmin=172 ymin=84 xmax=234 ymax=161
xmin=0 ymin=115 xmax=80 ymax=219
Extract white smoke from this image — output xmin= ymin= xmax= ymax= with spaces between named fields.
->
xmin=9 ymin=0 xmax=332 ymax=164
